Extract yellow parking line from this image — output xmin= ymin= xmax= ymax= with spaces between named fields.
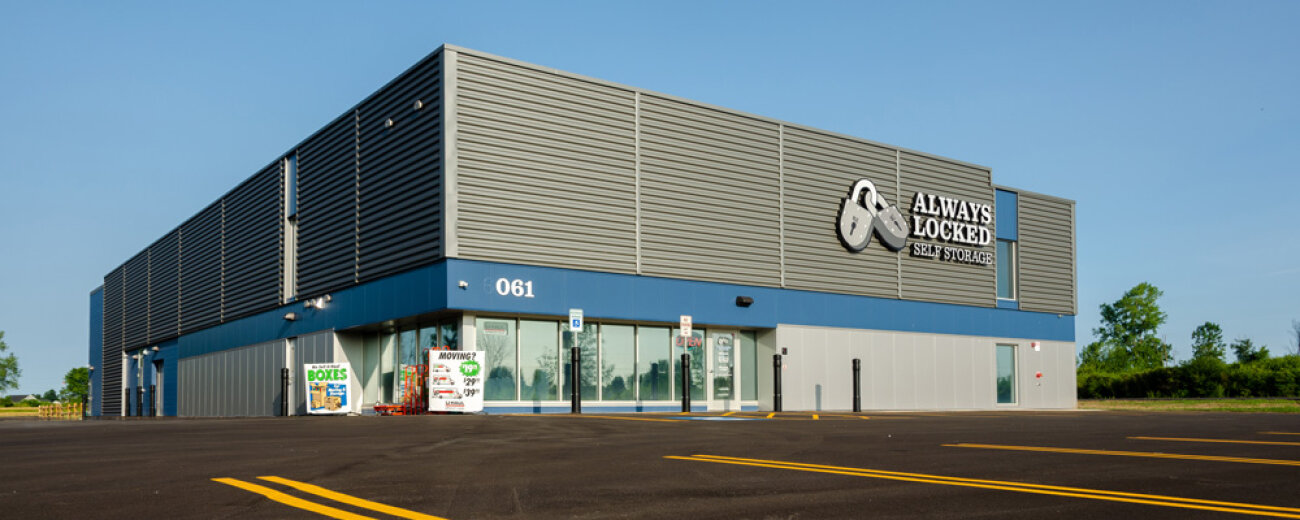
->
xmin=258 ymin=476 xmax=447 ymax=520
xmin=859 ymin=416 xmax=870 ymax=420
xmin=722 ymin=411 xmax=735 ymax=416
xmin=213 ymin=478 xmax=377 ymax=520
xmin=946 ymin=443 xmax=1300 ymax=467
xmin=1132 ymin=436 xmax=1300 ymax=447
xmin=766 ymin=412 xmax=775 ymax=418
xmin=667 ymin=454 xmax=1300 ymax=517
xmin=812 ymin=414 xmax=819 ymax=420
xmin=577 ymin=415 xmax=686 ymax=423
xmin=1262 ymin=432 xmax=1300 ymax=436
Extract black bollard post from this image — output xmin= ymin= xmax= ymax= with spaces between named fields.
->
xmin=571 ymin=346 xmax=581 ymax=414
xmin=150 ymin=384 xmax=157 ymax=417
xmin=773 ymin=354 xmax=783 ymax=412
xmin=852 ymin=358 xmax=861 ymax=413
xmin=281 ymin=368 xmax=290 ymax=416
xmin=680 ymin=353 xmax=691 ymax=413
xmin=136 ymin=386 xmax=143 ymax=417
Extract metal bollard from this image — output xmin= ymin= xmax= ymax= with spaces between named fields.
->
xmin=852 ymin=358 xmax=861 ymax=413
xmin=571 ymin=347 xmax=582 ymax=414
xmin=281 ymin=368 xmax=290 ymax=416
xmin=150 ymin=384 xmax=157 ymax=417
xmin=680 ymin=353 xmax=691 ymax=412
xmin=773 ymin=354 xmax=783 ymax=412
xmin=136 ymin=386 xmax=143 ymax=417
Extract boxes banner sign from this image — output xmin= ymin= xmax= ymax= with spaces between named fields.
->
xmin=305 ymin=363 xmax=351 ymax=415
xmin=428 ymin=351 xmax=484 ymax=413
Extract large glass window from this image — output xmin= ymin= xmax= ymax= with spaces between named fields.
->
xmin=997 ymin=240 xmax=1017 ymax=300
xmin=379 ymin=332 xmax=395 ymax=403
xmin=601 ymin=325 xmax=636 ymax=400
xmin=439 ymin=321 xmax=459 ymax=351
xmin=740 ymin=331 xmax=757 ymax=400
xmin=397 ymin=330 xmax=419 ymax=400
xmin=711 ymin=332 xmax=734 ymax=400
xmin=638 ymin=327 xmax=670 ymax=400
xmin=563 ymin=325 xmax=599 ymax=400
xmin=996 ymin=344 xmax=1016 ymax=404
xmin=519 ymin=320 xmax=559 ymax=401
xmin=479 ymin=319 xmax=517 ymax=400
xmin=672 ymin=328 xmax=706 ymax=401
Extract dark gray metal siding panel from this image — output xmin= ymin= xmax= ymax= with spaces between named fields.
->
xmin=455 ymin=53 xmax=637 ymax=272
xmin=222 ymin=163 xmax=283 ymax=320
xmin=298 ymin=115 xmax=358 ymax=298
xmin=101 ymin=266 xmax=124 ymax=415
xmin=123 ymin=250 xmax=150 ymax=350
xmin=179 ymin=201 xmax=223 ymax=333
xmin=783 ymin=126 xmax=900 ymax=297
xmin=178 ymin=339 xmax=286 ymax=417
xmin=898 ymin=151 xmax=996 ymax=307
xmin=148 ymin=230 xmax=180 ymax=343
xmin=1018 ymin=193 xmax=1076 ymax=314
xmin=358 ymin=52 xmax=445 ymax=282
xmin=639 ymin=94 xmax=781 ymax=285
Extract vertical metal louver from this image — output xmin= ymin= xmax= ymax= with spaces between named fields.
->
xmin=101 ymin=266 xmax=125 ymax=415
xmin=222 ymin=163 xmax=284 ymax=320
xmin=179 ymin=201 xmax=223 ymax=333
xmin=122 ymin=250 xmax=150 ymax=350
xmin=357 ymin=52 xmax=444 ymax=282
xmin=148 ymin=229 xmax=180 ymax=342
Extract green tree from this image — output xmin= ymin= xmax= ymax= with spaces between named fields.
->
xmin=41 ymin=389 xmax=57 ymax=402
xmin=0 ymin=331 xmax=19 ymax=394
xmin=1231 ymin=338 xmax=1270 ymax=364
xmin=1190 ymin=322 xmax=1226 ymax=361
xmin=1086 ymin=283 xmax=1173 ymax=371
xmin=60 ymin=367 xmax=90 ymax=403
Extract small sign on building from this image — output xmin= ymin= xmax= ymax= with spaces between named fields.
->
xmin=680 ymin=315 xmax=692 ymax=337
xmin=429 ymin=351 xmax=485 ymax=413
xmin=304 ymin=363 xmax=352 ymax=415
xmin=569 ymin=308 xmax=584 ymax=332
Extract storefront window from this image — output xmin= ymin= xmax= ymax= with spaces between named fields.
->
xmin=997 ymin=240 xmax=1016 ymax=300
xmin=397 ymin=330 xmax=419 ymax=401
xmin=637 ymin=327 xmax=670 ymax=400
xmin=672 ymin=328 xmax=706 ymax=401
xmin=519 ymin=320 xmax=559 ymax=401
xmin=440 ymin=321 xmax=459 ymax=350
xmin=479 ymin=319 xmax=517 ymax=400
xmin=600 ymin=325 xmax=635 ymax=400
xmin=379 ymin=332 xmax=395 ymax=403
xmin=562 ymin=324 xmax=599 ymax=400
xmin=740 ymin=331 xmax=757 ymax=400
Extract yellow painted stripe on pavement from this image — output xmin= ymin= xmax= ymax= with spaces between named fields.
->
xmin=577 ymin=414 xmax=685 ymax=423
xmin=812 ymin=414 xmax=819 ymax=420
xmin=946 ymin=443 xmax=1300 ymax=467
xmin=1132 ymin=436 xmax=1300 ymax=447
xmin=667 ymin=455 xmax=1300 ymax=517
xmin=213 ymin=478 xmax=377 ymax=520
xmin=1262 ymin=432 xmax=1300 ymax=436
xmin=766 ymin=412 xmax=775 ymax=418
xmin=722 ymin=411 xmax=735 ymax=416
xmin=259 ymin=476 xmax=447 ymax=520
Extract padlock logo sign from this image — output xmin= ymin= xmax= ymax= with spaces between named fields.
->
xmin=836 ymin=178 xmax=910 ymax=253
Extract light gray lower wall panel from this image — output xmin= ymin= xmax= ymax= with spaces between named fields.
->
xmin=776 ymin=325 xmax=1075 ymax=411
xmin=1018 ymin=193 xmax=1076 ymax=314
xmin=178 ymin=339 xmax=286 ymax=417
xmin=455 ymin=53 xmax=637 ymax=273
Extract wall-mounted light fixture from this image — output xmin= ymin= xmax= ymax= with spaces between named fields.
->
xmin=413 ymin=99 xmax=424 ymax=110
xmin=151 ymin=346 xmax=159 ymax=352
xmin=304 ymin=294 xmax=332 ymax=309
xmin=385 ymin=118 xmax=395 ymax=128
xmin=458 ymin=280 xmax=469 ymax=289
xmin=735 ymin=296 xmax=754 ymax=307
xmin=283 ymin=312 xmax=298 ymax=321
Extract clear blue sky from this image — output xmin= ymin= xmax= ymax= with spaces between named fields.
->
xmin=1 ymin=1 xmax=1296 ymax=394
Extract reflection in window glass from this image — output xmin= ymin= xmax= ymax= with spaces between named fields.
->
xmin=380 ymin=333 xmax=395 ymax=403
xmin=997 ymin=240 xmax=1016 ymax=300
xmin=520 ymin=320 xmax=558 ymax=401
xmin=398 ymin=330 xmax=419 ymax=400
xmin=996 ymin=345 xmax=1016 ymax=404
xmin=440 ymin=321 xmax=459 ymax=350
xmin=638 ymin=327 xmax=670 ymax=400
xmin=478 ymin=319 xmax=516 ymax=400
xmin=740 ymin=331 xmax=757 ymax=401
xmin=562 ymin=325 xmax=598 ymax=400
xmin=601 ymin=325 xmax=635 ymax=400
xmin=419 ymin=325 xmax=439 ymax=357
xmin=673 ymin=328 xmax=706 ymax=401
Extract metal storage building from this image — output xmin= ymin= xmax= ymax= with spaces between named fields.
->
xmin=88 ymin=44 xmax=1077 ymax=416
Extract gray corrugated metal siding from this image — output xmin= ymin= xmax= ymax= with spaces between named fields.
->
xmin=179 ymin=201 xmax=223 ymax=333
xmin=222 ymin=163 xmax=283 ymax=320
xmin=897 ymin=151 xmax=997 ymax=306
xmin=297 ymin=115 xmax=359 ymax=298
xmin=179 ymin=339 xmax=286 ymax=417
xmin=1018 ymin=193 xmax=1076 ymax=314
xmin=147 ymin=229 xmax=180 ymax=343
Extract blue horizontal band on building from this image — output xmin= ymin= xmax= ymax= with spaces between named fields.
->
xmin=176 ymin=258 xmax=1074 ymax=360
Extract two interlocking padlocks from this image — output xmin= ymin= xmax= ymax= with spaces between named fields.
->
xmin=837 ymin=179 xmax=910 ymax=252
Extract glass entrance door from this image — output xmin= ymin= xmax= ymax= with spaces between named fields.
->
xmin=708 ymin=331 xmax=737 ymax=411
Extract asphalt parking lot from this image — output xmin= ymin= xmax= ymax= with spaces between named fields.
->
xmin=3 ymin=410 xmax=1299 ymax=519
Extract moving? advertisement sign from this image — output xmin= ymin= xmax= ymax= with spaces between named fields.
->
xmin=428 ymin=351 xmax=484 ymax=413
xmin=305 ymin=363 xmax=352 ymax=415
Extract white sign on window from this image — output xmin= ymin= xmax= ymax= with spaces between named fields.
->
xmin=428 ymin=351 xmax=484 ymax=413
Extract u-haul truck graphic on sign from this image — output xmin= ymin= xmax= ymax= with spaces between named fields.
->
xmin=428 ymin=351 xmax=484 ymax=413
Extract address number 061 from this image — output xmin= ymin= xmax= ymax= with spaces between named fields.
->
xmin=494 ymin=278 xmax=535 ymax=298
